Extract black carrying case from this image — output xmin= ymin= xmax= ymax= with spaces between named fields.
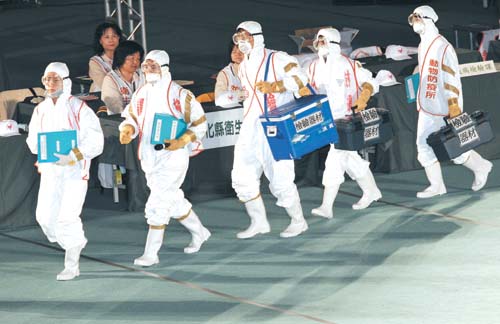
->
xmin=427 ymin=110 xmax=495 ymax=162
xmin=334 ymin=107 xmax=394 ymax=151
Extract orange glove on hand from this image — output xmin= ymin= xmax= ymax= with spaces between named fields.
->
xmin=298 ymin=86 xmax=312 ymax=97
xmin=119 ymin=124 xmax=135 ymax=144
xmin=353 ymin=83 xmax=374 ymax=113
xmin=163 ymin=132 xmax=193 ymax=151
xmin=448 ymin=103 xmax=462 ymax=118
xmin=255 ymin=80 xmax=285 ymax=94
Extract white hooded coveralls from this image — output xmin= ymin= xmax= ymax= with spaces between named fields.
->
xmin=415 ymin=16 xmax=469 ymax=167
xmin=120 ymin=68 xmax=207 ymax=226
xmin=26 ymin=89 xmax=104 ymax=250
xmin=310 ymin=53 xmax=379 ymax=186
xmin=233 ymin=35 xmax=308 ymax=207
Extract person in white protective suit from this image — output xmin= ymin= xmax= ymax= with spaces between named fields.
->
xmin=308 ymin=27 xmax=383 ymax=219
xmin=409 ymin=5 xmax=493 ymax=198
xmin=231 ymin=21 xmax=309 ymax=239
xmin=26 ymin=62 xmax=104 ymax=280
xmin=214 ymin=42 xmax=245 ymax=108
xmin=119 ymin=50 xmax=211 ymax=267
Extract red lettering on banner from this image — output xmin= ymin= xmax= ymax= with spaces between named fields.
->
xmin=174 ymin=99 xmax=181 ymax=112
xmin=267 ymin=93 xmax=277 ymax=110
xmin=429 ymin=59 xmax=439 ymax=67
xmin=347 ymin=94 xmax=353 ymax=109
xmin=429 ymin=67 xmax=438 ymax=75
xmin=426 ymin=83 xmax=437 ymax=91
xmin=344 ymin=71 xmax=351 ymax=88
xmin=137 ymin=98 xmax=144 ymax=115
xmin=425 ymin=91 xmax=436 ymax=99
xmin=427 ymin=75 xmax=438 ymax=83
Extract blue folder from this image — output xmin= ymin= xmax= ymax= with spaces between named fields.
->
xmin=150 ymin=113 xmax=187 ymax=145
xmin=404 ymin=73 xmax=420 ymax=104
xmin=37 ymin=130 xmax=77 ymax=163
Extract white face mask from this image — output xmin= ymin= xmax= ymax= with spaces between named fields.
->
xmin=318 ymin=46 xmax=329 ymax=58
xmin=413 ymin=21 xmax=425 ymax=35
xmin=145 ymin=73 xmax=161 ymax=83
xmin=45 ymin=88 xmax=63 ymax=98
xmin=238 ymin=41 xmax=252 ymax=55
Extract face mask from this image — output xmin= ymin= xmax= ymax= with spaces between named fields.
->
xmin=45 ymin=88 xmax=63 ymax=98
xmin=145 ymin=73 xmax=161 ymax=83
xmin=318 ymin=46 xmax=329 ymax=58
xmin=413 ymin=21 xmax=425 ymax=35
xmin=238 ymin=41 xmax=252 ymax=55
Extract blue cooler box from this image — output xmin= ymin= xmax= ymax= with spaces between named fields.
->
xmin=259 ymin=94 xmax=338 ymax=160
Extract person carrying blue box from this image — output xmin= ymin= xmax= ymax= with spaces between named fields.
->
xmin=306 ymin=27 xmax=383 ymax=219
xmin=231 ymin=20 xmax=309 ymax=239
xmin=26 ymin=62 xmax=104 ymax=281
xmin=119 ymin=50 xmax=210 ymax=267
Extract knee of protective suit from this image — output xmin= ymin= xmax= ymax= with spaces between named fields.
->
xmin=269 ymin=183 xmax=299 ymax=208
xmin=345 ymin=154 xmax=370 ymax=180
xmin=451 ymin=151 xmax=470 ymax=165
xmin=417 ymin=146 xmax=438 ymax=168
xmin=231 ymin=169 xmax=260 ymax=203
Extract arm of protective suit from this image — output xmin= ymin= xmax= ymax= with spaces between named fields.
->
xmin=72 ymin=99 xmax=104 ymax=160
xmin=88 ymin=59 xmax=106 ymax=91
xmin=164 ymin=89 xmax=208 ymax=151
xmin=101 ymin=74 xmax=125 ymax=115
xmin=441 ymin=46 xmax=463 ymax=118
xmin=353 ymin=61 xmax=379 ymax=112
xmin=26 ymin=103 xmax=43 ymax=154
xmin=214 ymin=70 xmax=244 ymax=108
xmin=255 ymin=51 xmax=308 ymax=94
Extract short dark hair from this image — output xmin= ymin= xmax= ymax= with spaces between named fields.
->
xmin=112 ymin=40 xmax=144 ymax=70
xmin=93 ymin=21 xmax=124 ymax=55
xmin=228 ymin=41 xmax=237 ymax=63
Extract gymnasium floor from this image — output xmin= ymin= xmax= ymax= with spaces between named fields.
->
xmin=1 ymin=160 xmax=499 ymax=324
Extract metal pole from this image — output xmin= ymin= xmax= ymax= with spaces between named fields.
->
xmin=115 ymin=0 xmax=123 ymax=31
xmin=139 ymin=0 xmax=147 ymax=52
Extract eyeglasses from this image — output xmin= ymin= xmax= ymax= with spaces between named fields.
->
xmin=42 ymin=77 xmax=63 ymax=84
xmin=232 ymin=30 xmax=261 ymax=44
xmin=408 ymin=12 xmax=433 ymax=26
xmin=312 ymin=35 xmax=339 ymax=50
xmin=141 ymin=62 xmax=162 ymax=73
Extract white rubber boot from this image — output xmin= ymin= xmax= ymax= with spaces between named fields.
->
xmin=134 ymin=226 xmax=165 ymax=266
xmin=462 ymin=150 xmax=493 ymax=191
xmin=179 ymin=210 xmax=211 ymax=254
xmin=417 ymin=162 xmax=447 ymax=198
xmin=280 ymin=201 xmax=308 ymax=238
xmin=237 ymin=195 xmax=271 ymax=239
xmin=57 ymin=241 xmax=86 ymax=281
xmin=353 ymin=171 xmax=382 ymax=210
xmin=311 ymin=185 xmax=339 ymax=219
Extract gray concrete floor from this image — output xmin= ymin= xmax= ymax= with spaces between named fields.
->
xmin=1 ymin=160 xmax=499 ymax=323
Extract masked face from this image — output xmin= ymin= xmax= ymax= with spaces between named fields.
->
xmin=42 ymin=72 xmax=64 ymax=97
xmin=238 ymin=41 xmax=252 ymax=55
xmin=412 ymin=21 xmax=425 ymax=34
xmin=145 ymin=73 xmax=161 ymax=83
xmin=318 ymin=46 xmax=329 ymax=58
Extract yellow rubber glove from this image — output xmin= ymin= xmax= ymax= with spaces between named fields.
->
xmin=448 ymin=103 xmax=462 ymax=118
xmin=255 ymin=80 xmax=285 ymax=94
xmin=298 ymin=86 xmax=312 ymax=97
xmin=353 ymin=83 xmax=374 ymax=112
xmin=163 ymin=132 xmax=193 ymax=151
xmin=119 ymin=124 xmax=135 ymax=144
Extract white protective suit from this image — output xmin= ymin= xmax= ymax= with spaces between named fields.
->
xmin=26 ymin=62 xmax=104 ymax=280
xmin=232 ymin=21 xmax=308 ymax=239
xmin=120 ymin=50 xmax=210 ymax=265
xmin=410 ymin=5 xmax=492 ymax=196
xmin=309 ymin=28 xmax=382 ymax=218
xmin=214 ymin=63 xmax=244 ymax=108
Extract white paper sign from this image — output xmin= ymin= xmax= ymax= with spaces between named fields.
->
xmin=201 ymin=107 xmax=243 ymax=150
xmin=459 ymin=60 xmax=496 ymax=77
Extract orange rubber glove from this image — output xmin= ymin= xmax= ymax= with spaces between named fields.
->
xmin=353 ymin=83 xmax=374 ymax=112
xmin=255 ymin=80 xmax=285 ymax=94
xmin=119 ymin=124 xmax=135 ymax=144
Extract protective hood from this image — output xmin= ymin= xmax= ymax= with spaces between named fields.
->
xmin=144 ymin=50 xmax=171 ymax=80
xmin=237 ymin=21 xmax=265 ymax=51
xmin=315 ymin=27 xmax=341 ymax=58
xmin=44 ymin=62 xmax=72 ymax=96
xmin=410 ymin=5 xmax=439 ymax=39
